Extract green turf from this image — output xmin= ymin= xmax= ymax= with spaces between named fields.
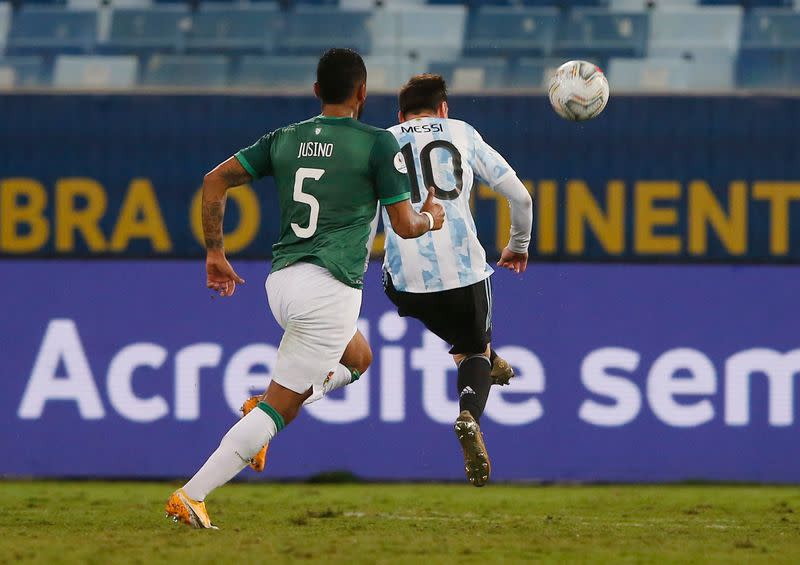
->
xmin=1 ymin=482 xmax=799 ymax=564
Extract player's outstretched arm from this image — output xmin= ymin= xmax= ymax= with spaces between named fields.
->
xmin=385 ymin=187 xmax=445 ymax=239
xmin=202 ymin=157 xmax=251 ymax=297
xmin=494 ymin=175 xmax=533 ymax=274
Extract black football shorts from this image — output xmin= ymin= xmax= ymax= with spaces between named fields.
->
xmin=383 ymin=273 xmax=492 ymax=355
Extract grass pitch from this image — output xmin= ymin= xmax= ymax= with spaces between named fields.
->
xmin=1 ymin=482 xmax=799 ymax=564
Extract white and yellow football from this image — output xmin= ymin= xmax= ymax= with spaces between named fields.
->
xmin=548 ymin=60 xmax=610 ymax=122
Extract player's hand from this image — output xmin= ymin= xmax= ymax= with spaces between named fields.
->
xmin=497 ymin=247 xmax=528 ymax=274
xmin=421 ymin=187 xmax=445 ymax=231
xmin=206 ymin=250 xmax=245 ymax=297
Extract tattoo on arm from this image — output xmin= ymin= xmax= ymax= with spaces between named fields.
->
xmin=219 ymin=164 xmax=251 ymax=187
xmin=202 ymin=198 xmax=225 ymax=251
xmin=200 ymin=157 xmax=252 ymax=251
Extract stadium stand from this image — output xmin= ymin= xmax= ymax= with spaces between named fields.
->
xmin=142 ymin=53 xmax=228 ymax=86
xmin=555 ymin=8 xmax=649 ymax=58
xmin=741 ymin=7 xmax=800 ymax=48
xmin=370 ymin=5 xmax=466 ymax=60
xmin=465 ymin=7 xmax=559 ymax=56
xmin=53 ymin=54 xmax=137 ymax=87
xmin=0 ymin=55 xmax=45 ymax=86
xmin=7 ymin=7 xmax=97 ymax=55
xmin=429 ymin=56 xmax=508 ymax=90
xmin=609 ymin=55 xmax=735 ymax=91
xmin=507 ymin=57 xmax=562 ymax=88
xmin=364 ymin=54 xmax=428 ymax=89
xmin=737 ymin=8 xmax=800 ymax=87
xmin=0 ymin=2 xmax=9 ymax=52
xmin=648 ymin=6 xmax=742 ymax=56
xmin=231 ymin=55 xmax=317 ymax=88
xmin=186 ymin=4 xmax=281 ymax=55
xmin=609 ymin=0 xmax=699 ymax=8
xmin=102 ymin=6 xmax=190 ymax=54
xmin=279 ymin=7 xmax=371 ymax=55
xmin=700 ymin=0 xmax=791 ymax=5
xmin=0 ymin=0 xmax=799 ymax=89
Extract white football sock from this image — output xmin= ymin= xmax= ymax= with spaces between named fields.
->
xmin=182 ymin=404 xmax=281 ymax=501
xmin=304 ymin=364 xmax=359 ymax=405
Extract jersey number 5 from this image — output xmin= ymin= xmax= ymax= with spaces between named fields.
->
xmin=400 ymin=140 xmax=464 ymax=203
xmin=291 ymin=167 xmax=324 ymax=238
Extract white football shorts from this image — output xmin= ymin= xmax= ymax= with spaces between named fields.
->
xmin=265 ymin=261 xmax=361 ymax=395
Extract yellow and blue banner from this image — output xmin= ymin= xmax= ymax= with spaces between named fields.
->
xmin=1 ymin=93 xmax=799 ymax=261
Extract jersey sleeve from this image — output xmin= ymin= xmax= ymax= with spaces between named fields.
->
xmin=470 ymin=127 xmax=515 ymax=188
xmin=235 ymin=130 xmax=277 ymax=179
xmin=370 ymin=130 xmax=411 ymax=206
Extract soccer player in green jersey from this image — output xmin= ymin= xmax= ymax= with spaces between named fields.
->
xmin=166 ymin=48 xmax=444 ymax=529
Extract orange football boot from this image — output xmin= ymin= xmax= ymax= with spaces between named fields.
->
xmin=165 ymin=488 xmax=217 ymax=529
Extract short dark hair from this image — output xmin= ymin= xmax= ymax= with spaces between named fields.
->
xmin=316 ymin=48 xmax=367 ymax=104
xmin=398 ymin=74 xmax=448 ymax=116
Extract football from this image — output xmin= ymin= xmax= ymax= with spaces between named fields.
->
xmin=548 ymin=60 xmax=610 ymax=122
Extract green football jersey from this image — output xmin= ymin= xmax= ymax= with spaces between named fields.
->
xmin=235 ymin=115 xmax=411 ymax=289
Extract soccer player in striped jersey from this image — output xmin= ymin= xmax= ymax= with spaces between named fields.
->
xmin=383 ymin=74 xmax=533 ymax=487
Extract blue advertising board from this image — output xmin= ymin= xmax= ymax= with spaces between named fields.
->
xmin=1 ymin=260 xmax=798 ymax=482
xmin=1 ymin=93 xmax=800 ymax=262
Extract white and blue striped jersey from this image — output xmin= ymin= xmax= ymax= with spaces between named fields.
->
xmin=382 ymin=117 xmax=515 ymax=293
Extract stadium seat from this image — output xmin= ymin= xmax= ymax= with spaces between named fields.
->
xmin=7 ymin=8 xmax=97 ymax=55
xmin=609 ymin=55 xmax=734 ymax=91
xmin=53 ymin=54 xmax=138 ymax=88
xmin=432 ymin=1 xmax=605 ymax=5
xmin=685 ymin=52 xmax=736 ymax=89
xmin=555 ymin=8 xmax=649 ymax=58
xmin=736 ymin=48 xmax=800 ymax=88
xmin=609 ymin=57 xmax=688 ymax=91
xmin=609 ymin=0 xmax=698 ymax=9
xmin=507 ymin=57 xmax=562 ymax=88
xmin=142 ymin=54 xmax=229 ymax=87
xmin=363 ymin=54 xmax=428 ymax=90
xmin=699 ymin=0 xmax=790 ymax=6
xmin=371 ymin=6 xmax=467 ymax=61
xmin=290 ymin=0 xmax=341 ymax=5
xmin=0 ymin=2 xmax=10 ymax=50
xmin=0 ymin=66 xmax=12 ymax=88
xmin=230 ymin=55 xmax=317 ymax=88
xmin=0 ymin=56 xmax=47 ymax=86
xmin=15 ymin=0 xmax=67 ymax=4
xmin=738 ymin=6 xmax=800 ymax=87
xmin=429 ymin=57 xmax=508 ymax=90
xmin=103 ymin=6 xmax=190 ymax=54
xmin=465 ymin=7 xmax=559 ymax=57
xmin=741 ymin=9 xmax=800 ymax=48
xmin=278 ymin=7 xmax=371 ymax=55
xmin=342 ymin=0 xmax=424 ymax=7
xmin=648 ymin=7 xmax=742 ymax=56
xmin=186 ymin=5 xmax=282 ymax=54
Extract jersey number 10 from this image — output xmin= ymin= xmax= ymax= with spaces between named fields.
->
xmin=400 ymin=140 xmax=464 ymax=203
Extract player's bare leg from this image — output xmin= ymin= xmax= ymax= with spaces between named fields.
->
xmin=452 ymin=345 xmax=493 ymax=487
xmin=241 ymin=330 xmax=373 ymax=472
xmin=166 ymin=380 xmax=310 ymax=528
xmin=305 ymin=329 xmax=372 ymax=403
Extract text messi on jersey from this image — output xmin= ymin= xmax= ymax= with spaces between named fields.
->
xmin=400 ymin=123 xmax=444 ymax=134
